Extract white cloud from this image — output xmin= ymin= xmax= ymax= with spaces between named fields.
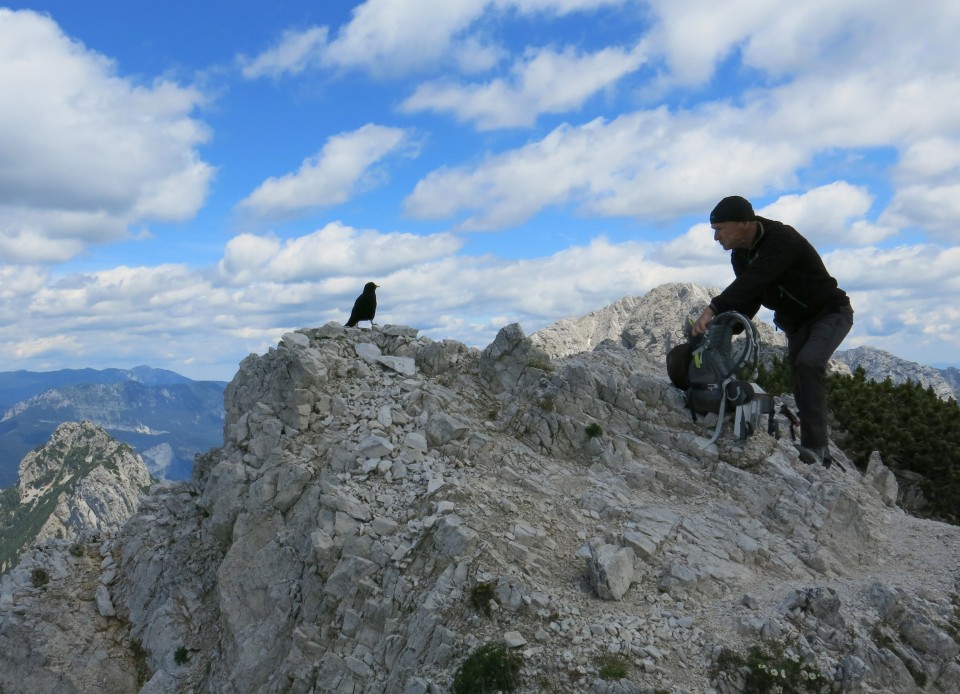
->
xmin=896 ymin=138 xmax=960 ymax=182
xmin=0 ymin=265 xmax=49 ymax=302
xmin=645 ymin=0 xmax=960 ymax=86
xmin=826 ymin=245 xmax=960 ymax=295
xmin=881 ymin=184 xmax=960 ymax=243
xmin=401 ymin=43 xmax=647 ymax=129
xmin=757 ymin=183 xmax=886 ymax=247
xmin=658 ymin=224 xmax=728 ymax=267
xmin=216 ymin=222 xmax=462 ymax=285
xmin=238 ymin=1 xmax=491 ymax=80
xmin=0 ymin=9 xmax=213 ymax=263
xmin=0 ymin=226 xmax=87 ymax=264
xmin=12 ymin=334 xmax=81 ymax=359
xmin=239 ymin=0 xmax=628 ymax=79
xmin=239 ymin=26 xmax=329 ymax=79
xmin=238 ymin=124 xmax=415 ymax=218
xmin=403 ymin=49 xmax=960 ymax=233
xmin=403 ymin=110 xmax=803 ymax=229
xmin=325 ymin=0 xmax=489 ymax=75
xmin=3 ymin=218 xmax=959 ymax=380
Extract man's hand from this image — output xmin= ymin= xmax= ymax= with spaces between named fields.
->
xmin=692 ymin=306 xmax=715 ymax=336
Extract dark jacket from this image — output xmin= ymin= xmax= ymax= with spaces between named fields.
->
xmin=709 ymin=216 xmax=849 ymax=334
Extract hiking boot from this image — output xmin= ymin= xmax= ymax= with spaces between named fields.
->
xmin=795 ymin=444 xmax=827 ymax=466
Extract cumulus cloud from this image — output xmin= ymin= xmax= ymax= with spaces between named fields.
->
xmin=881 ymin=184 xmax=960 ymax=243
xmin=646 ymin=0 xmax=960 ymax=86
xmin=755 ymin=183 xmax=894 ymax=247
xmin=403 ymin=55 xmax=960 ymax=232
xmin=403 ymin=110 xmax=802 ymax=229
xmin=12 ymin=334 xmax=81 ymax=360
xmin=215 ymin=222 xmax=462 ymax=285
xmin=238 ymin=0 xmax=626 ymax=79
xmin=657 ymin=224 xmax=728 ymax=268
xmin=238 ymin=124 xmax=415 ymax=218
xmin=0 ymin=265 xmax=50 ymax=303
xmin=237 ymin=1 xmax=491 ymax=79
xmin=400 ymin=43 xmax=647 ymax=129
xmin=0 ymin=9 xmax=213 ymax=263
xmin=826 ymin=245 xmax=960 ymax=297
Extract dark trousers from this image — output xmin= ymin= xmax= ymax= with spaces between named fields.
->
xmin=786 ymin=306 xmax=854 ymax=448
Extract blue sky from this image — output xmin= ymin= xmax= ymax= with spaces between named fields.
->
xmin=2 ymin=1 xmax=959 ymax=382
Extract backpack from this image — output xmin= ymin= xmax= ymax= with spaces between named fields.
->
xmin=667 ymin=312 xmax=774 ymax=446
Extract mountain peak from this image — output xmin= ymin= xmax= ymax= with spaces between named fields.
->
xmin=833 ymin=345 xmax=957 ymax=401
xmin=1 ymin=421 xmax=152 ymax=573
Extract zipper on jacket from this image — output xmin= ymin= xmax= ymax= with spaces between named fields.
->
xmin=778 ymin=285 xmax=808 ymax=308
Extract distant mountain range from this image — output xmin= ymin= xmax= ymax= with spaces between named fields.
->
xmin=0 ymin=367 xmax=226 ymax=488
xmin=832 ymin=346 xmax=959 ymax=402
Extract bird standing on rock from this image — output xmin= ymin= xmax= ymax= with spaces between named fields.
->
xmin=345 ymin=282 xmax=378 ymax=327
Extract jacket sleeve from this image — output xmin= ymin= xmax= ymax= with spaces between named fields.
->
xmin=710 ymin=227 xmax=802 ymax=316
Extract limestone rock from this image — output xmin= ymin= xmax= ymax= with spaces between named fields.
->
xmin=584 ymin=540 xmax=636 ymax=601
xmin=1 ymin=421 xmax=152 ymax=572
xmin=864 ymin=451 xmax=899 ymax=506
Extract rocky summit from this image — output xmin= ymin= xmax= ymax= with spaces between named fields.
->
xmin=0 ymin=420 xmax=152 ymax=573
xmin=529 ymin=283 xmax=787 ymax=364
xmin=1 ymin=312 xmax=959 ymax=693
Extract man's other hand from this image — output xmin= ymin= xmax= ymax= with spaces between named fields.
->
xmin=692 ymin=306 xmax=715 ymax=336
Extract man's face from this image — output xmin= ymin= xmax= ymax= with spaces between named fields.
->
xmin=711 ymin=221 xmax=754 ymax=251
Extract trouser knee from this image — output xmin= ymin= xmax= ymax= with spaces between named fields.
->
xmin=793 ymin=356 xmax=825 ymax=379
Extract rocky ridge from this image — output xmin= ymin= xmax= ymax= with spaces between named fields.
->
xmin=1 ymin=318 xmax=959 ymax=693
xmin=0 ymin=420 xmax=152 ymax=573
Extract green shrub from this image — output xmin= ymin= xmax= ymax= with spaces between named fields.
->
xmin=30 ymin=568 xmax=50 ymax=588
xmin=469 ymin=581 xmax=497 ymax=617
xmin=712 ymin=642 xmax=829 ymax=693
xmin=585 ymin=422 xmax=603 ymax=438
xmin=452 ymin=642 xmax=523 ymax=693
xmin=829 ymin=367 xmax=960 ymax=524
xmin=174 ymin=646 xmax=190 ymax=666
xmin=596 ymin=653 xmax=630 ymax=680
xmin=69 ymin=543 xmax=85 ymax=557
xmin=756 ymin=355 xmax=793 ymax=395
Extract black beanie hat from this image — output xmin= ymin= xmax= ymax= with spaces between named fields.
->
xmin=710 ymin=195 xmax=755 ymax=224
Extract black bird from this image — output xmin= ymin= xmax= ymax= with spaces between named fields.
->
xmin=345 ymin=282 xmax=379 ymax=327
